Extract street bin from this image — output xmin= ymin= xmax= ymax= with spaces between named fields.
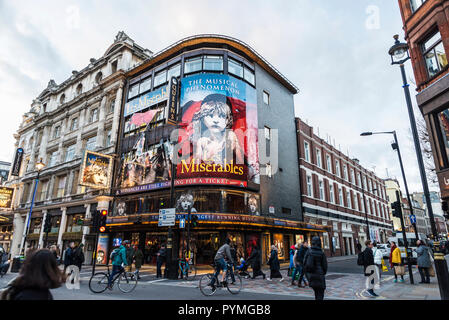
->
xmin=166 ymin=259 xmax=179 ymax=280
xmin=10 ymin=256 xmax=23 ymax=273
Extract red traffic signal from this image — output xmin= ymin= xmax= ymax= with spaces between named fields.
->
xmin=99 ymin=226 xmax=106 ymax=233
xmin=101 ymin=210 xmax=108 ymax=216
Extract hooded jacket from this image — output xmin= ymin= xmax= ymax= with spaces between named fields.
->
xmin=303 ymin=236 xmax=328 ymax=289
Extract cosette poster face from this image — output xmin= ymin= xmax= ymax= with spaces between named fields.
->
xmin=177 ymin=73 xmax=260 ymax=185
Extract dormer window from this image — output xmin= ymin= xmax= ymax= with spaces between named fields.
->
xmin=60 ymin=94 xmax=65 ymax=105
xmin=76 ymin=83 xmax=83 ymax=96
xmin=111 ymin=60 xmax=118 ymax=73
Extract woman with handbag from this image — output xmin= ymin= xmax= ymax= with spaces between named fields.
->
xmin=390 ymin=242 xmax=404 ymax=283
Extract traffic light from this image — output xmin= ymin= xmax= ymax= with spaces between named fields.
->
xmin=391 ymin=201 xmax=402 ymax=218
xmin=43 ymin=214 xmax=52 ymax=233
xmin=191 ymin=214 xmax=199 ymax=228
xmin=99 ymin=209 xmax=108 ymax=233
xmin=92 ymin=210 xmax=100 ymax=229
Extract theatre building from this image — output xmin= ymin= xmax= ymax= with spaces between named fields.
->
xmin=106 ymin=35 xmax=329 ymax=266
xmin=296 ymin=118 xmax=393 ymax=257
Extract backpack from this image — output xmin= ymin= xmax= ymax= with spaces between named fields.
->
xmin=357 ymin=251 xmax=365 ymax=266
xmin=304 ymin=252 xmax=316 ymax=273
xmin=110 ymin=248 xmax=120 ymax=261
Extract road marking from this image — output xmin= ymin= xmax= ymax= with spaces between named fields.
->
xmin=146 ymin=279 xmax=167 ymax=284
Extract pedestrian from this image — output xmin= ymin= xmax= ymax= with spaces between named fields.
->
xmin=0 ymin=249 xmax=63 ymax=300
xmin=133 ymin=245 xmax=144 ymax=280
xmin=229 ymin=243 xmax=238 ymax=274
xmin=247 ymin=244 xmax=266 ymax=280
xmin=49 ymin=245 xmax=59 ymax=262
xmin=291 ymin=242 xmax=309 ymax=287
xmin=372 ymin=242 xmax=383 ymax=281
xmin=73 ymin=243 xmax=85 ymax=272
xmin=362 ymin=240 xmax=378 ymax=297
xmin=288 ymin=244 xmax=296 ymax=277
xmin=156 ymin=244 xmax=166 ymax=278
xmin=0 ymin=248 xmax=9 ymax=276
xmin=63 ymin=241 xmax=75 ymax=273
xmin=356 ymin=241 xmax=362 ymax=253
xmin=267 ymin=245 xmax=284 ymax=281
xmin=415 ymin=240 xmax=431 ymax=284
xmin=303 ymin=236 xmax=327 ymax=300
xmin=108 ymin=242 xmax=128 ymax=289
xmin=124 ymin=241 xmax=134 ymax=272
xmin=390 ymin=241 xmax=404 ymax=283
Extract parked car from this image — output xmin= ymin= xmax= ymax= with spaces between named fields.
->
xmin=376 ymin=243 xmax=390 ymax=259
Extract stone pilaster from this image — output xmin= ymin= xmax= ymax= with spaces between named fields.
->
xmin=110 ymin=82 xmax=124 ymax=147
xmin=38 ymin=125 xmax=50 ymax=163
xmin=11 ymin=213 xmax=25 ymax=257
xmin=57 ymin=207 xmax=67 ymax=247
xmin=81 ymin=203 xmax=91 ymax=246
xmin=96 ymin=95 xmax=107 ymax=149
xmin=57 ymin=117 xmax=69 ymax=163
xmin=75 ymin=107 xmax=87 ymax=158
xmin=38 ymin=210 xmax=48 ymax=248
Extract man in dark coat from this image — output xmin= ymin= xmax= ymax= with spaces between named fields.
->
xmin=156 ymin=244 xmax=166 ymax=278
xmin=247 ymin=245 xmax=266 ymax=280
xmin=303 ymin=236 xmax=327 ymax=300
xmin=362 ymin=240 xmax=378 ymax=297
xmin=63 ymin=242 xmax=75 ymax=273
xmin=72 ymin=243 xmax=85 ymax=272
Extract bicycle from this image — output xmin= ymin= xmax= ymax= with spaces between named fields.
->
xmin=199 ymin=262 xmax=242 ymax=296
xmin=89 ymin=265 xmax=138 ymax=293
xmin=179 ymin=257 xmax=197 ymax=281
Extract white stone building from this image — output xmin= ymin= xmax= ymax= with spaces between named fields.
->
xmin=5 ymin=31 xmax=150 ymax=262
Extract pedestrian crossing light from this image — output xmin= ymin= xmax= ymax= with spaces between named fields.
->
xmin=191 ymin=215 xmax=199 ymax=228
xmin=391 ymin=201 xmax=402 ymax=218
xmin=43 ymin=214 xmax=52 ymax=233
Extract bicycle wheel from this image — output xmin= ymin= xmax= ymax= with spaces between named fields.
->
xmin=199 ymin=274 xmax=217 ymax=296
xmin=89 ymin=272 xmax=109 ymax=293
xmin=226 ymin=272 xmax=242 ymax=295
xmin=118 ymin=272 xmax=138 ymax=293
xmin=185 ymin=264 xmax=198 ymax=281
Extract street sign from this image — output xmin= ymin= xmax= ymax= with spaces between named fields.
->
xmin=179 ymin=218 xmax=185 ymax=229
xmin=409 ymin=214 xmax=416 ymax=224
xmin=158 ymin=208 xmax=176 ymax=227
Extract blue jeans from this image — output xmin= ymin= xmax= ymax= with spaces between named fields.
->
xmin=210 ymin=258 xmax=227 ymax=286
xmin=292 ymin=264 xmax=307 ymax=284
xmin=109 ymin=265 xmax=124 ymax=286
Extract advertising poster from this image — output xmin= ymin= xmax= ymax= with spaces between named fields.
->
xmin=79 ymin=151 xmax=113 ymax=189
xmin=177 ymin=73 xmax=259 ymax=185
xmin=96 ymin=234 xmax=110 ymax=265
xmin=0 ymin=187 xmax=14 ymax=209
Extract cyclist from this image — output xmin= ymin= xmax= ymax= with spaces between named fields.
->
xmin=108 ymin=241 xmax=128 ymax=289
xmin=209 ymin=238 xmax=235 ymax=288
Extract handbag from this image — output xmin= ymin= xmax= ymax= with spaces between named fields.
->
xmin=428 ymin=265 xmax=435 ymax=277
xmin=394 ymin=265 xmax=405 ymax=275
xmin=381 ymin=259 xmax=388 ymax=272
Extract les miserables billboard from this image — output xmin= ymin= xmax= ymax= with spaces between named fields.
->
xmin=177 ymin=73 xmax=259 ymax=185
xmin=117 ymin=73 xmax=259 ymax=195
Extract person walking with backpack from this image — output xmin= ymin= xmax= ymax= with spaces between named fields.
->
xmin=360 ymin=240 xmax=378 ymax=297
xmin=267 ymin=245 xmax=284 ymax=281
xmin=108 ymin=243 xmax=128 ymax=289
xmin=123 ymin=241 xmax=135 ymax=272
xmin=156 ymin=244 xmax=167 ymax=278
xmin=73 ymin=243 xmax=85 ymax=272
xmin=390 ymin=241 xmax=404 ymax=283
xmin=303 ymin=236 xmax=327 ymax=300
xmin=247 ymin=244 xmax=266 ymax=280
xmin=415 ymin=240 xmax=431 ymax=284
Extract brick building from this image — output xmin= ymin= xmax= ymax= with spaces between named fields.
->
xmin=296 ymin=118 xmax=393 ymax=256
xmin=397 ymin=0 xmax=449 ymax=213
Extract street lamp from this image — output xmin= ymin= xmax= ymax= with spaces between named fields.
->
xmin=19 ymin=157 xmax=46 ymax=255
xmin=388 ymin=34 xmax=449 ymax=298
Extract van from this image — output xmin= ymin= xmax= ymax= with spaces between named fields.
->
xmin=387 ymin=232 xmax=425 ymax=264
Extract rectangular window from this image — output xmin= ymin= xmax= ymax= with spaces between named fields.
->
xmin=90 ymin=108 xmax=98 ymax=123
xmin=357 ymin=173 xmax=361 ymax=187
xmin=263 ymin=91 xmax=270 ymax=105
xmin=203 ymin=56 xmax=223 ymax=71
xmin=281 ymin=207 xmax=291 ymax=215
xmin=105 ymin=129 xmax=112 ymax=147
xmin=323 ymin=233 xmax=330 ymax=249
xmin=410 ymin=0 xmax=426 ymax=13
xmin=139 ymin=77 xmax=152 ymax=93
xmin=350 ymin=168 xmax=355 ymax=184
xmin=128 ymin=83 xmax=139 ymax=99
xmin=368 ymin=179 xmax=373 ymax=192
xmin=153 ymin=70 xmax=167 ymax=88
xmin=55 ymin=175 xmax=66 ymax=198
xmin=65 ymin=144 xmax=76 ymax=162
xmin=70 ymin=118 xmax=78 ymax=131
xmin=167 ymin=64 xmax=181 ymax=79
xmin=346 ymin=190 xmax=351 ymax=209
xmin=37 ymin=180 xmax=48 ymax=201
xmin=338 ymin=187 xmax=343 ymax=206
xmin=361 ymin=197 xmax=365 ymax=212
xmin=330 ymin=184 xmax=335 ymax=203
xmin=53 ymin=126 xmax=61 ymax=139
xmin=422 ymin=31 xmax=448 ymax=78
xmin=72 ymin=170 xmax=79 ymax=195
xmin=363 ymin=176 xmax=367 ymax=190
xmin=316 ymin=149 xmax=322 ymax=168
xmin=243 ymin=67 xmax=255 ymax=85
xmin=184 ymin=57 xmax=202 ymax=74
xmin=304 ymin=141 xmax=310 ymax=162
xmin=307 ymin=175 xmax=313 ymax=197
xmin=228 ymin=58 xmax=243 ymax=78
xmin=319 ymin=180 xmax=324 ymax=200
xmin=343 ymin=165 xmax=348 ymax=180
xmin=326 ymin=155 xmax=332 ymax=173
xmin=85 ymin=136 xmax=96 ymax=152
xmin=335 ymin=160 xmax=341 ymax=177
xmin=353 ymin=194 xmax=359 ymax=211
xmin=48 ymin=151 xmax=58 ymax=167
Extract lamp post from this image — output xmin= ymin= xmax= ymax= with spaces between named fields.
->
xmin=388 ymin=35 xmax=449 ymax=298
xmin=361 ymin=131 xmax=419 ymax=240
xmin=19 ymin=158 xmax=45 ymax=256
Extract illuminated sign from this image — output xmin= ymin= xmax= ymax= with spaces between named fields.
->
xmin=79 ymin=151 xmax=113 ymax=189
xmin=124 ymin=86 xmax=168 ymax=117
xmin=167 ymin=77 xmax=179 ymax=125
xmin=11 ymin=148 xmax=24 ymax=176
xmin=0 ymin=187 xmax=13 ymax=209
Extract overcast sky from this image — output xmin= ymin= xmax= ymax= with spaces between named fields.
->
xmin=0 ymin=0 xmax=439 ymax=195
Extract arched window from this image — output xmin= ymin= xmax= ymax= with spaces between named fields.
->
xmin=76 ymin=83 xmax=83 ymax=95
xmin=95 ymin=72 xmax=103 ymax=84
xmin=60 ymin=94 xmax=65 ymax=105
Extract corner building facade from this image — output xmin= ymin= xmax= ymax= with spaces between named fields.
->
xmin=108 ymin=35 xmax=329 ymax=266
